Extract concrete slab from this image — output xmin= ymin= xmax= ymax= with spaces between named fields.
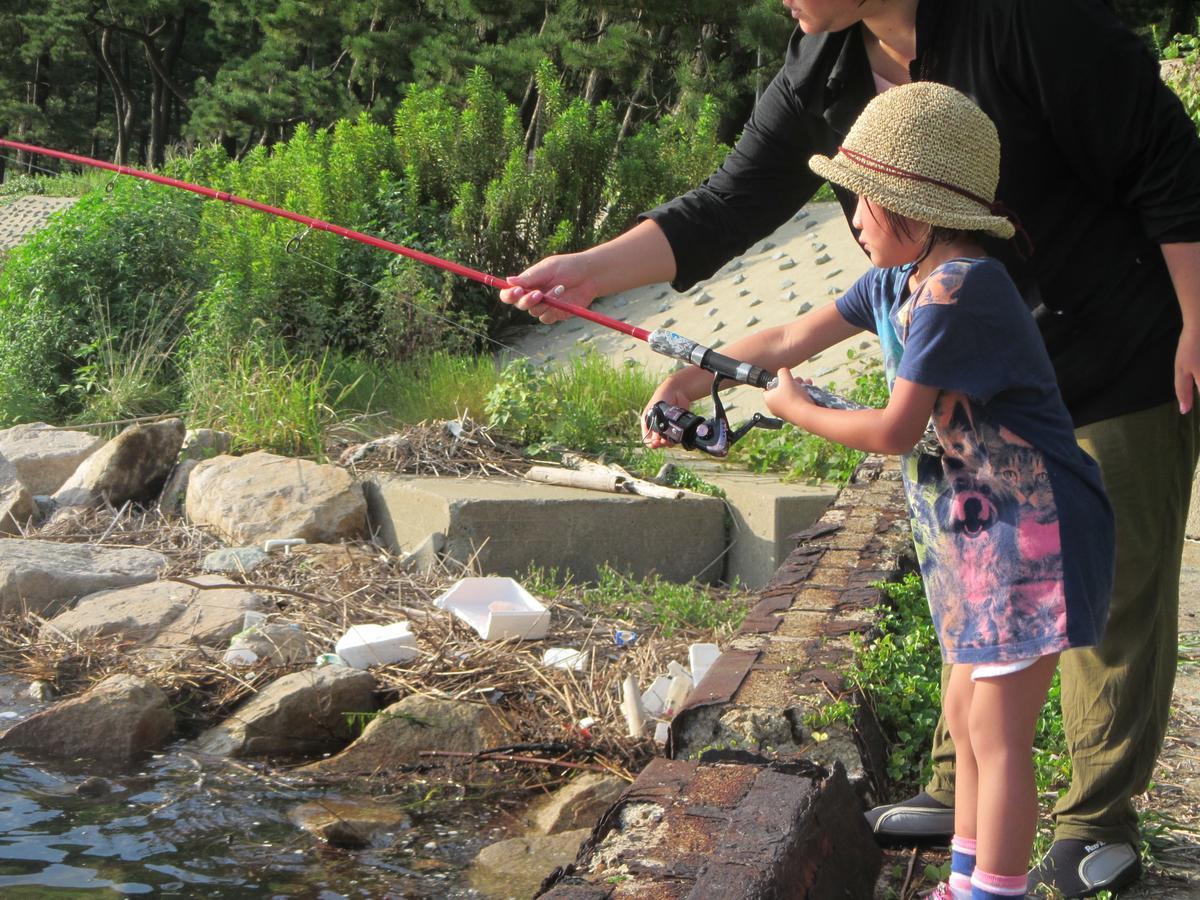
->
xmin=689 ymin=467 xmax=836 ymax=589
xmin=364 ymin=474 xmax=726 ymax=583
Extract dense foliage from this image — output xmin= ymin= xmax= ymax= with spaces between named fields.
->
xmin=0 ymin=64 xmax=728 ymax=427
xmin=0 ymin=0 xmax=791 ymax=171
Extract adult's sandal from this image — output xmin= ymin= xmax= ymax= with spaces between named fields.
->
xmin=1026 ymin=840 xmax=1141 ymax=898
xmin=863 ymin=791 xmax=954 ymax=844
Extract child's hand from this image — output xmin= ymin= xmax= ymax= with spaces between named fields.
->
xmin=641 ymin=381 xmax=694 ymax=449
xmin=763 ymin=368 xmax=813 ymax=421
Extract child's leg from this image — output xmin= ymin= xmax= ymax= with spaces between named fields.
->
xmin=969 ymin=654 xmax=1059 ymax=877
xmin=944 ymin=664 xmax=978 ymax=899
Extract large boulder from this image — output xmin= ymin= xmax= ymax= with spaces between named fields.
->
xmin=53 ymin=418 xmax=186 ymax=508
xmin=193 ymin=667 xmax=376 ymax=758
xmin=0 ymin=422 xmax=103 ymax=495
xmin=0 ymin=674 xmax=174 ymax=763
xmin=0 ymin=454 xmax=34 ymax=535
xmin=40 ymin=575 xmax=264 ymax=649
xmin=186 ymin=451 xmax=367 ymax=545
xmin=0 ymin=539 xmax=167 ymax=616
xmin=300 ymin=694 xmax=508 ymax=776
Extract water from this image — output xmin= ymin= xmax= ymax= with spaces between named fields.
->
xmin=0 ymin=683 xmax=504 ymax=898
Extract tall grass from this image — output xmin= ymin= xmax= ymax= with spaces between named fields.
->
xmin=332 ymin=351 xmax=500 ymax=426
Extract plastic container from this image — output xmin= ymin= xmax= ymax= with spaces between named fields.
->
xmin=689 ymin=643 xmax=721 ymax=686
xmin=542 ymin=647 xmax=589 ymax=671
xmin=433 ymin=578 xmax=550 ymax=640
xmin=335 ymin=622 xmax=419 ymax=668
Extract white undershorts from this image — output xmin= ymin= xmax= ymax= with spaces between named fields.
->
xmin=971 ymin=657 xmax=1038 ymax=681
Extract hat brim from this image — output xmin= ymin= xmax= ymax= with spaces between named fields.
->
xmin=809 ymin=153 xmax=1016 ymax=240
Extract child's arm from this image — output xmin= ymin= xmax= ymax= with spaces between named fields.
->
xmin=641 ymin=304 xmax=862 ymax=447
xmin=765 ymin=371 xmax=938 ymax=456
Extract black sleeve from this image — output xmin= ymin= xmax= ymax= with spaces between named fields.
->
xmin=1008 ymin=0 xmax=1200 ymax=243
xmin=639 ymin=33 xmax=839 ymax=291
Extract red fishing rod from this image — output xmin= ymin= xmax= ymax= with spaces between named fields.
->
xmin=0 ymin=138 xmax=863 ymax=456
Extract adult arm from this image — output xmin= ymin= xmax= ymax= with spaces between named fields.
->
xmin=1162 ymin=242 xmax=1200 ymax=412
xmin=501 ymin=220 xmax=676 ymax=323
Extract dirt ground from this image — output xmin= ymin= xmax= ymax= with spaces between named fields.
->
xmin=876 ymin=541 xmax=1200 ymax=899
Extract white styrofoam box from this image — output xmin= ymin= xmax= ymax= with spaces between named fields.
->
xmin=640 ymin=675 xmax=672 ymax=718
xmin=689 ymin=643 xmax=721 ymax=686
xmin=434 ymin=577 xmax=551 ymax=640
xmin=335 ymin=622 xmax=419 ymax=668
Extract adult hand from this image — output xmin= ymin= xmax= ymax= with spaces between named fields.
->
xmin=763 ymin=368 xmax=812 ymax=422
xmin=1176 ymin=325 xmax=1200 ymax=414
xmin=640 ymin=380 xmax=696 ymax=449
xmin=499 ymin=252 xmax=599 ymax=324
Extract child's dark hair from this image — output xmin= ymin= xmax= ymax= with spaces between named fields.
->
xmin=868 ymin=200 xmax=987 ymax=264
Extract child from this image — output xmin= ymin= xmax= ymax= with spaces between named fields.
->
xmin=642 ymin=83 xmax=1115 ymax=900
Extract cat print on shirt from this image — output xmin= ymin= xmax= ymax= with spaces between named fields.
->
xmin=906 ymin=391 xmax=1068 ymax=661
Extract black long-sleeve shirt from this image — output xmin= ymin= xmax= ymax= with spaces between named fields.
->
xmin=643 ymin=0 xmax=1200 ymax=426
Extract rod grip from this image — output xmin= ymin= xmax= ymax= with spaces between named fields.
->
xmin=698 ymin=348 xmax=772 ymax=388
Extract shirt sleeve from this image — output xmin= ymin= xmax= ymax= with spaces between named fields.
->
xmin=835 ymin=270 xmax=880 ymax=333
xmin=640 ymin=32 xmax=838 ymax=291
xmin=1006 ymin=0 xmax=1200 ymax=244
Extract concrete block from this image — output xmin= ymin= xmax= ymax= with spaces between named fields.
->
xmin=693 ymin=469 xmax=836 ymax=589
xmin=364 ymin=475 xmax=725 ymax=583
xmin=538 ymin=758 xmax=880 ymax=898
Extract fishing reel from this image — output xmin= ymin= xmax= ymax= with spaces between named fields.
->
xmin=645 ymin=375 xmax=783 ymax=458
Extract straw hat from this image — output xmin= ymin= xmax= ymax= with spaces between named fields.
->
xmin=809 ymin=82 xmax=1015 ymax=239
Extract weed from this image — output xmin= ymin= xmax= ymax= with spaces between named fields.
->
xmin=524 ymin=563 xmax=751 ymax=636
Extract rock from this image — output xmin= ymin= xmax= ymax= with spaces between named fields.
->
xmin=760 ymin=241 xmax=776 ymax=252
xmin=202 ymin=547 xmax=269 ymax=575
xmin=661 ymin=317 xmax=676 ymax=328
xmin=179 ymin=428 xmax=233 ymax=462
xmin=194 ymin=667 xmax=376 ymax=758
xmin=53 ymin=418 xmax=186 ymax=509
xmin=778 ymin=258 xmax=797 ymax=270
xmin=470 ymin=829 xmax=591 ymax=899
xmin=815 ymin=252 xmax=832 ymax=265
xmin=0 ymin=422 xmax=103 ymax=495
xmin=76 ymin=776 xmax=110 ymax=798
xmin=0 ymin=539 xmax=167 ymax=616
xmin=225 ymin=622 xmax=312 ymax=665
xmin=526 ymin=773 xmax=626 ymax=835
xmin=799 ymin=302 xmax=813 ymax=314
xmin=300 ymin=694 xmax=508 ymax=775
xmin=290 ymin=798 xmax=410 ymax=848
xmin=0 ymin=454 xmax=34 ymax=535
xmin=746 ymin=316 xmax=760 ymax=327
xmin=692 ymin=292 xmax=714 ymax=306
xmin=186 ymin=451 xmax=367 ymax=545
xmin=0 ymin=674 xmax=173 ymax=763
xmin=158 ymin=459 xmax=199 ymax=516
xmin=41 ymin=575 xmax=264 ymax=649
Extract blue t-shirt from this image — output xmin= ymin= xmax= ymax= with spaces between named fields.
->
xmin=836 ymin=258 xmax=1115 ymax=664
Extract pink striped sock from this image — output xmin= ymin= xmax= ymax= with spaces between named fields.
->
xmin=951 ymin=836 xmax=978 ymax=855
xmin=949 ymin=871 xmax=973 ymax=899
xmin=971 ymin=868 xmax=1028 ymax=897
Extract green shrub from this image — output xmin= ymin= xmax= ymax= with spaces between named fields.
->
xmin=0 ymin=182 xmax=201 ymax=425
xmin=485 ymin=351 xmax=661 ymax=456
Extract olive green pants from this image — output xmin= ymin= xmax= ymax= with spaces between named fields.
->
xmin=925 ymin=401 xmax=1200 ymax=846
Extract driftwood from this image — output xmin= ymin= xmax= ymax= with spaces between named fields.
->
xmin=525 ymin=455 xmax=687 ymax=500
